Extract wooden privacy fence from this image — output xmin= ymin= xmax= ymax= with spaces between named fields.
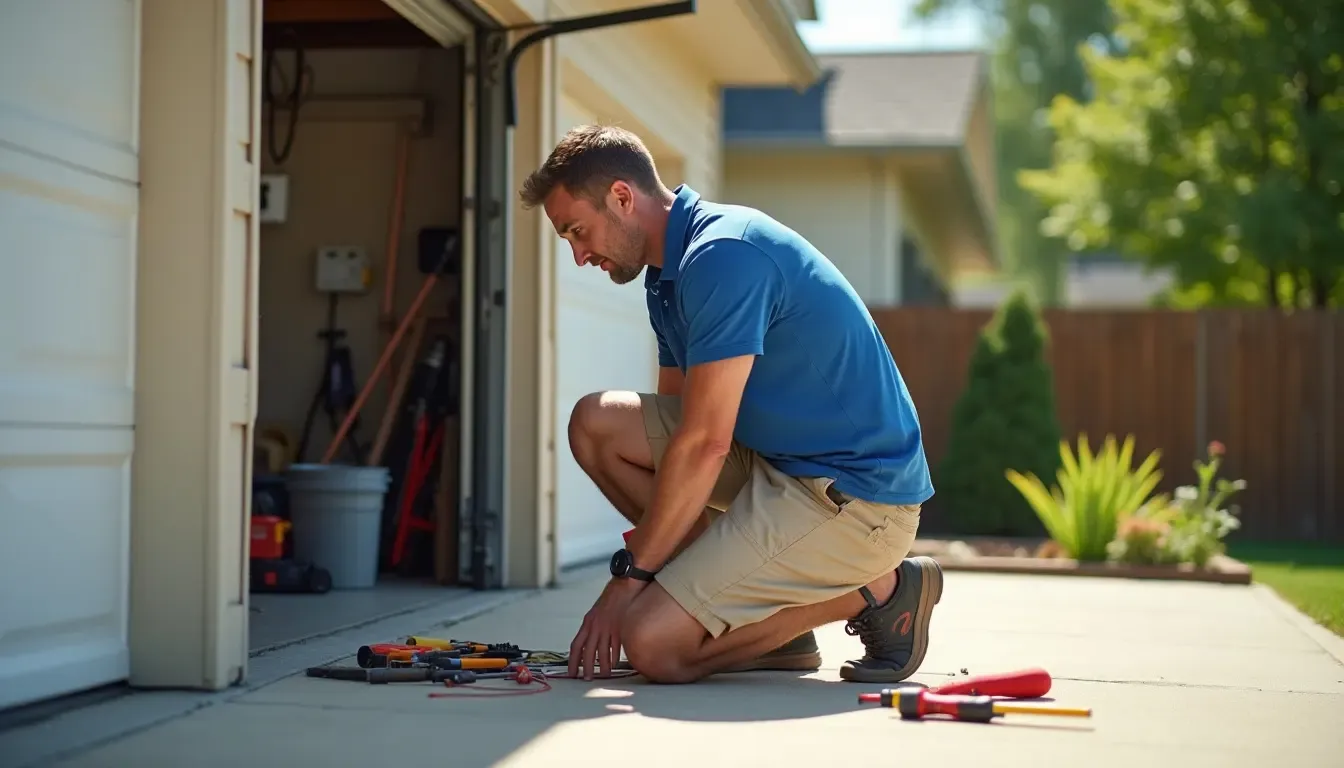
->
xmin=870 ymin=307 xmax=1344 ymax=543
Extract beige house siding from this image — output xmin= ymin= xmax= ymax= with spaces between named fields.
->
xmin=962 ymin=87 xmax=997 ymax=234
xmin=552 ymin=20 xmax=720 ymax=194
xmin=724 ymin=151 xmax=904 ymax=306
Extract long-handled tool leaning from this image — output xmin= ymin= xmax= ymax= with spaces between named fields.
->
xmin=320 ymin=242 xmax=454 ymax=465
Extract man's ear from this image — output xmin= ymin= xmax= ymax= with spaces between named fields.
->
xmin=608 ymin=180 xmax=636 ymax=215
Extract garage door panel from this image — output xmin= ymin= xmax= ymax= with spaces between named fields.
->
xmin=0 ymin=149 xmax=137 ymax=427
xmin=0 ymin=426 xmax=132 ymax=709
xmin=552 ymin=92 xmax=662 ymax=568
xmin=0 ymin=0 xmax=140 ymax=183
xmin=554 ymin=297 xmax=657 ymax=567
xmin=0 ymin=0 xmax=139 ymax=708
xmin=556 ymin=269 xmax=648 ymax=313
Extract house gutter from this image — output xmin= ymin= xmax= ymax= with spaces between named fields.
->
xmin=743 ymin=0 xmax=823 ymax=90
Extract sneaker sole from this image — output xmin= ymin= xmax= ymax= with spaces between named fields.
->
xmin=839 ymin=556 xmax=944 ymax=684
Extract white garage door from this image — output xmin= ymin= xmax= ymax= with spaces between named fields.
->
xmin=553 ymin=95 xmax=659 ymax=568
xmin=0 ymin=0 xmax=139 ymax=709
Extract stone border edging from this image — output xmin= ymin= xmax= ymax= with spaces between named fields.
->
xmin=911 ymin=537 xmax=1252 ymax=585
xmin=929 ymin=553 xmax=1252 ymax=584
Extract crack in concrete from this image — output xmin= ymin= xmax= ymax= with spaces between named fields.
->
xmin=1047 ymin=675 xmax=1344 ymax=695
xmin=914 ymin=668 xmax=1343 ymax=695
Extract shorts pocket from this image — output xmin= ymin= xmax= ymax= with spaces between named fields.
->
xmin=845 ymin=502 xmax=920 ymax=554
xmin=886 ymin=504 xmax=921 ymax=536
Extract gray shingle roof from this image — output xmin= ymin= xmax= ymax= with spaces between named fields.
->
xmin=723 ymin=51 xmax=986 ymax=147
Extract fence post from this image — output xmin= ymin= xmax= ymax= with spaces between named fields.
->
xmin=1194 ymin=310 xmax=1208 ymax=459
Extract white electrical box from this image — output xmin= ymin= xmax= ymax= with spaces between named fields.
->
xmin=316 ymin=246 xmax=372 ymax=293
xmin=259 ymin=175 xmax=289 ymax=224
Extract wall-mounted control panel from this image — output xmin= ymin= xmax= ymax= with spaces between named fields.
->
xmin=315 ymin=246 xmax=372 ymax=293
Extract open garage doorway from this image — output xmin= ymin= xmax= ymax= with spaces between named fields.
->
xmin=247 ymin=0 xmax=499 ymax=654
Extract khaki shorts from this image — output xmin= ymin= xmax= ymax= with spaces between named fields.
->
xmin=639 ymin=393 xmax=921 ymax=638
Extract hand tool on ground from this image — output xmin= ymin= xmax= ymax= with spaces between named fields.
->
xmin=858 ymin=667 xmax=1052 ymax=702
xmin=306 ymin=665 xmax=370 ymax=682
xmin=357 ymin=643 xmax=434 ymax=668
xmin=367 ymin=667 xmax=460 ymax=684
xmin=930 ymin=667 xmax=1052 ymax=697
xmin=404 ymin=637 xmax=522 ymax=656
xmin=864 ymin=688 xmax=1092 ymax=723
xmin=437 ymin=667 xmax=534 ymax=686
xmin=367 ymin=657 xmax=511 ymax=683
xmin=407 ymin=647 xmax=523 ymax=662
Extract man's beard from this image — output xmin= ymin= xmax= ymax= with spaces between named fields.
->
xmin=603 ymin=212 xmax=645 ymax=285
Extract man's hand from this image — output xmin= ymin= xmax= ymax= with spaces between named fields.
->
xmin=568 ymin=577 xmax=647 ymax=680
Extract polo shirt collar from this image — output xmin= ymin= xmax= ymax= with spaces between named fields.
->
xmin=650 ymin=184 xmax=700 ymax=286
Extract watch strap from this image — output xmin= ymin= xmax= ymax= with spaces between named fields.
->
xmin=625 ymin=564 xmax=657 ymax=582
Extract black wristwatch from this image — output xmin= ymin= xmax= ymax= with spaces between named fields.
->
xmin=609 ymin=548 xmax=658 ymax=582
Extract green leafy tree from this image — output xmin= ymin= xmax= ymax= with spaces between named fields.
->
xmin=1019 ymin=0 xmax=1344 ymax=308
xmin=911 ymin=0 xmax=1119 ymax=304
xmin=936 ymin=289 xmax=1063 ymax=535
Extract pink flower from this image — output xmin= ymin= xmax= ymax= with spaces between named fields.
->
xmin=1207 ymin=440 xmax=1225 ymax=457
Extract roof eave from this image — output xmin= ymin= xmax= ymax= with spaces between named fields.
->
xmin=741 ymin=0 xmax=823 ymax=89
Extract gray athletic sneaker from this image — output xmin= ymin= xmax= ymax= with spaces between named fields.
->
xmin=724 ymin=631 xmax=822 ymax=673
xmin=839 ymin=556 xmax=943 ymax=683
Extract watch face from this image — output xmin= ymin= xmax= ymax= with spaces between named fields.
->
xmin=609 ymin=549 xmax=630 ymax=577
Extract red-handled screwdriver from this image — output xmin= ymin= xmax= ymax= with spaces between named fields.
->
xmin=858 ymin=667 xmax=1052 ymax=702
xmin=863 ymin=687 xmax=1091 ymax=723
xmin=931 ymin=667 xmax=1052 ymax=697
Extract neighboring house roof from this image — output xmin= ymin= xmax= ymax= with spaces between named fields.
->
xmin=721 ymin=50 xmax=998 ymax=278
xmin=723 ymin=50 xmax=986 ymax=147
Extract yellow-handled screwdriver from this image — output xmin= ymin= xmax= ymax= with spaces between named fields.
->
xmin=867 ymin=687 xmax=1092 ymax=723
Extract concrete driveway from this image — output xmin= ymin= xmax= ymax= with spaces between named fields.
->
xmin=8 ymin=567 xmax=1344 ymax=768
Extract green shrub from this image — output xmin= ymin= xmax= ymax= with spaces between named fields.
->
xmin=1007 ymin=433 xmax=1164 ymax=561
xmin=936 ymin=288 xmax=1063 ymax=535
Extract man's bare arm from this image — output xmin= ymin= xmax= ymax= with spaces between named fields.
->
xmin=657 ymin=366 xmax=684 ymax=397
xmin=626 ymin=354 xmax=754 ymax=573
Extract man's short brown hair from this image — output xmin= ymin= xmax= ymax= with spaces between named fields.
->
xmin=520 ymin=125 xmax=663 ymax=210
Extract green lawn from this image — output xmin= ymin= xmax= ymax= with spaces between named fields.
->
xmin=1229 ymin=542 xmax=1344 ymax=636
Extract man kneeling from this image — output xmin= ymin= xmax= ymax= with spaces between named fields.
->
xmin=521 ymin=125 xmax=942 ymax=685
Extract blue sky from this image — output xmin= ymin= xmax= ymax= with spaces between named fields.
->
xmin=796 ymin=0 xmax=986 ymax=52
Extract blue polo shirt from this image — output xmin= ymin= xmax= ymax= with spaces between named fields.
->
xmin=645 ymin=185 xmax=933 ymax=506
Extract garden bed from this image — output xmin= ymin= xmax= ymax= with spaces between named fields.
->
xmin=909 ymin=536 xmax=1253 ymax=585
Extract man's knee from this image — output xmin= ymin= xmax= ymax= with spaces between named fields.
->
xmin=567 ymin=392 xmax=607 ymax=466
xmin=621 ymin=585 xmax=706 ymax=684
xmin=567 ymin=390 xmax=651 ymax=469
xmin=623 ymin=620 xmax=698 ymax=684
